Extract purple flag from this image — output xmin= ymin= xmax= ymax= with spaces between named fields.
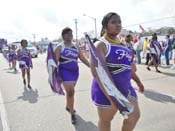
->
xmin=46 ymin=43 xmax=64 ymax=95
xmin=84 ymin=33 xmax=134 ymax=118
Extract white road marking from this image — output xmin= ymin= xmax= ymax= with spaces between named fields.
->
xmin=0 ymin=89 xmax=10 ymax=131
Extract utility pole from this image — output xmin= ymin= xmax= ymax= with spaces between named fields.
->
xmin=94 ymin=18 xmax=97 ymax=38
xmin=32 ymin=34 xmax=36 ymax=45
xmin=74 ymin=19 xmax=78 ymax=43
xmin=83 ymin=14 xmax=97 ymax=38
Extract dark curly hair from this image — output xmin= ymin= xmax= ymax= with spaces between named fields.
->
xmin=61 ymin=27 xmax=72 ymax=37
xmin=20 ymin=39 xmax=28 ymax=45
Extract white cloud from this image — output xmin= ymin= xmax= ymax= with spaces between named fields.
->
xmin=0 ymin=0 xmax=175 ymax=42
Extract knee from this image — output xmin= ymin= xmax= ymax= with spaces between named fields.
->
xmin=99 ymin=119 xmax=111 ymax=128
xmin=22 ymin=73 xmax=25 ymax=78
xmin=22 ymin=74 xmax=25 ymax=78
xmin=127 ymin=110 xmax=140 ymax=124
xmin=98 ymin=113 xmax=114 ymax=128
xmin=27 ymin=72 xmax=30 ymax=77
xmin=67 ymin=90 xmax=75 ymax=97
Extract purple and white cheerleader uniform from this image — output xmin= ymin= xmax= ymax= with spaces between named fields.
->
xmin=58 ymin=43 xmax=79 ymax=83
xmin=8 ymin=50 xmax=17 ymax=62
xmin=91 ymin=37 xmax=137 ymax=107
xmin=18 ymin=49 xmax=31 ymax=69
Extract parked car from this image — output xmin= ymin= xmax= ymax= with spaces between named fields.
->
xmin=27 ymin=44 xmax=38 ymax=58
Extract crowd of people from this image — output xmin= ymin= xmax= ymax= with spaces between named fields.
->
xmin=125 ymin=33 xmax=175 ymax=71
xmin=81 ymin=31 xmax=175 ymax=72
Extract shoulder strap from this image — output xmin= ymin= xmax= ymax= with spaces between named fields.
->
xmin=99 ymin=37 xmax=111 ymax=57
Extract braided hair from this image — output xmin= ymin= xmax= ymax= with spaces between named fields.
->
xmin=100 ymin=12 xmax=120 ymax=36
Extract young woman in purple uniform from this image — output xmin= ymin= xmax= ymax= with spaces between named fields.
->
xmin=17 ymin=39 xmax=33 ymax=89
xmin=8 ymin=45 xmax=17 ymax=72
xmin=54 ymin=27 xmax=89 ymax=124
xmin=90 ymin=12 xmax=144 ymax=131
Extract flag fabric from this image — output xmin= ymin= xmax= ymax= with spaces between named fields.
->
xmin=46 ymin=43 xmax=64 ymax=95
xmin=139 ymin=25 xmax=145 ymax=32
xmin=84 ymin=33 xmax=134 ymax=118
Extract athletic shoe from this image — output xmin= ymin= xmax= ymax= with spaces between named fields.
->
xmin=71 ymin=114 xmax=77 ymax=124
xmin=146 ymin=67 xmax=151 ymax=71
xmin=156 ymin=70 xmax=161 ymax=73
xmin=28 ymin=84 xmax=32 ymax=89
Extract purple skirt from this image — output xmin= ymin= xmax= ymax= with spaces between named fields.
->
xmin=8 ymin=54 xmax=17 ymax=62
xmin=59 ymin=69 xmax=79 ymax=83
xmin=91 ymin=78 xmax=137 ymax=107
xmin=19 ymin=58 xmax=31 ymax=69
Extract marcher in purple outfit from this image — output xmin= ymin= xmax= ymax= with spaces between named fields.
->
xmin=8 ymin=45 xmax=17 ymax=72
xmin=17 ymin=39 xmax=33 ymax=89
xmin=90 ymin=12 xmax=144 ymax=131
xmin=54 ymin=27 xmax=89 ymax=124
xmin=146 ymin=33 xmax=162 ymax=73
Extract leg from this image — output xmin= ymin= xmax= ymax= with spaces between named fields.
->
xmin=21 ymin=69 xmax=26 ymax=85
xmin=137 ymin=50 xmax=141 ymax=64
xmin=63 ymin=82 xmax=76 ymax=114
xmin=26 ymin=68 xmax=31 ymax=88
xmin=142 ymin=49 xmax=145 ymax=58
xmin=97 ymin=104 xmax=118 ymax=131
xmin=145 ymin=53 xmax=150 ymax=65
xmin=121 ymin=99 xmax=140 ymax=131
xmin=147 ymin=56 xmax=154 ymax=70
xmin=9 ymin=62 xmax=12 ymax=69
xmin=12 ymin=60 xmax=17 ymax=71
xmin=152 ymin=56 xmax=161 ymax=72
xmin=165 ymin=51 xmax=170 ymax=65
xmin=63 ymin=82 xmax=77 ymax=124
xmin=136 ymin=50 xmax=141 ymax=64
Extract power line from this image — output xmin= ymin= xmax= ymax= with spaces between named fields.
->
xmin=123 ymin=16 xmax=175 ymax=28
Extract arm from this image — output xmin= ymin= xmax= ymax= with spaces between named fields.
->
xmin=157 ymin=42 xmax=163 ymax=52
xmin=131 ymin=64 xmax=144 ymax=93
xmin=17 ymin=49 xmax=20 ymax=59
xmin=29 ymin=51 xmax=33 ymax=68
xmin=54 ymin=45 xmax=61 ymax=67
xmin=78 ymin=47 xmax=90 ymax=67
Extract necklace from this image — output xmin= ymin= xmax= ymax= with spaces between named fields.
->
xmin=103 ymin=34 xmax=121 ymax=45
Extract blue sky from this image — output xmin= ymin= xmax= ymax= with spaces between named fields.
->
xmin=0 ymin=0 xmax=175 ymax=42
